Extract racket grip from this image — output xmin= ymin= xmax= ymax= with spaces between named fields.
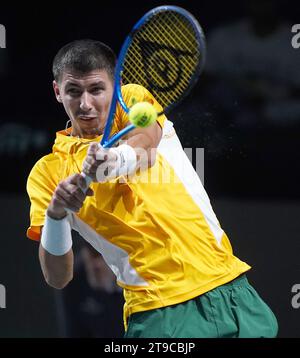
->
xmin=80 ymin=172 xmax=92 ymax=192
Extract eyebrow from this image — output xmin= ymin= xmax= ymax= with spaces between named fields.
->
xmin=65 ymin=81 xmax=106 ymax=88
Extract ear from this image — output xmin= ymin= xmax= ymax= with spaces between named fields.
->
xmin=53 ymin=80 xmax=62 ymax=103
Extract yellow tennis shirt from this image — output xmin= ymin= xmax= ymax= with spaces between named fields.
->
xmin=26 ymin=84 xmax=251 ymax=326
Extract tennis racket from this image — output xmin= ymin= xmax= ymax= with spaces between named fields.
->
xmin=83 ymin=5 xmax=206 ymax=187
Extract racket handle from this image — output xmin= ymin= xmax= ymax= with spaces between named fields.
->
xmin=80 ymin=172 xmax=92 ymax=192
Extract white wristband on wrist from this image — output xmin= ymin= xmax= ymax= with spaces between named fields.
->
xmin=114 ymin=144 xmax=137 ymax=176
xmin=97 ymin=144 xmax=137 ymax=182
xmin=41 ymin=213 xmax=73 ymax=256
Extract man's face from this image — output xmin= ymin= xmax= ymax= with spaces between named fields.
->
xmin=53 ymin=69 xmax=114 ymax=138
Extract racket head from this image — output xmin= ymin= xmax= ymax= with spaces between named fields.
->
xmin=101 ymin=5 xmax=206 ymax=147
xmin=122 ymin=6 xmax=206 ymax=114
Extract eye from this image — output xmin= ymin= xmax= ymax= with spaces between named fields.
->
xmin=91 ymin=87 xmax=104 ymax=94
xmin=67 ymin=88 xmax=81 ymax=96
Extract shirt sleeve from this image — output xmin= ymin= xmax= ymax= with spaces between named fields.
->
xmin=26 ymin=157 xmax=57 ymax=241
xmin=113 ymin=84 xmax=167 ymax=132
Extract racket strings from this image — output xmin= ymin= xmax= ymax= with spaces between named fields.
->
xmin=122 ymin=10 xmax=203 ymax=110
xmin=126 ymin=13 xmax=194 ymax=92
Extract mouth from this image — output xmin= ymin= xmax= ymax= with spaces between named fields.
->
xmin=78 ymin=116 xmax=98 ymax=122
xmin=74 ymin=116 xmax=103 ymax=137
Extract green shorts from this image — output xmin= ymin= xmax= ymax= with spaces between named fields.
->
xmin=124 ymin=275 xmax=278 ymax=338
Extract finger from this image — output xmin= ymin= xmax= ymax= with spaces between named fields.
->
xmin=63 ymin=176 xmax=87 ymax=200
xmin=87 ymin=142 xmax=99 ymax=156
xmin=67 ymin=173 xmax=83 ymax=186
xmin=107 ymin=148 xmax=118 ymax=162
xmin=58 ymin=184 xmax=84 ymax=209
xmin=66 ymin=188 xmax=85 ymax=208
xmin=82 ymin=161 xmax=92 ymax=173
xmin=84 ymin=155 xmax=96 ymax=165
xmin=82 ymin=162 xmax=98 ymax=176
xmin=56 ymin=191 xmax=81 ymax=212
xmin=83 ymin=153 xmax=104 ymax=171
xmin=70 ymin=184 xmax=86 ymax=202
xmin=51 ymin=193 xmax=67 ymax=210
xmin=95 ymin=147 xmax=109 ymax=161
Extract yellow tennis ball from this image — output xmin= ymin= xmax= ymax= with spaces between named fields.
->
xmin=128 ymin=102 xmax=157 ymax=128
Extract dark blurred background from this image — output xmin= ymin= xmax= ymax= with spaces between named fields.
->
xmin=0 ymin=0 xmax=300 ymax=337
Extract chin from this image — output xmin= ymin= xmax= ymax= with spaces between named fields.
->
xmin=83 ymin=127 xmax=102 ymax=138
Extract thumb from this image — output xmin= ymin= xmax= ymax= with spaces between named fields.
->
xmin=69 ymin=173 xmax=82 ymax=185
xmin=87 ymin=142 xmax=99 ymax=156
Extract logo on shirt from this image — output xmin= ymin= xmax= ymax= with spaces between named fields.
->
xmin=0 ymin=284 xmax=6 ymax=309
xmin=291 ymin=24 xmax=300 ymax=49
xmin=0 ymin=25 xmax=6 ymax=48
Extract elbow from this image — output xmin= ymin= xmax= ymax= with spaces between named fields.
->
xmin=45 ymin=273 xmax=73 ymax=290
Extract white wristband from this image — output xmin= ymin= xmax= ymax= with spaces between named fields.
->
xmin=114 ymin=144 xmax=137 ymax=176
xmin=41 ymin=213 xmax=73 ymax=256
xmin=96 ymin=144 xmax=137 ymax=182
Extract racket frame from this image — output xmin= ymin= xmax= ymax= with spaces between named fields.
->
xmin=101 ymin=5 xmax=206 ymax=148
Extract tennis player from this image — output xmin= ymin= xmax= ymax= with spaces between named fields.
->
xmin=26 ymin=39 xmax=278 ymax=338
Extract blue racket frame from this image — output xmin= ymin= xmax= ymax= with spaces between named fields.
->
xmin=100 ymin=5 xmax=206 ymax=149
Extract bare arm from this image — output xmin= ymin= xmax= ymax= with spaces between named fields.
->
xmin=39 ymin=173 xmax=93 ymax=289
xmin=39 ymin=243 xmax=74 ymax=289
xmin=125 ymin=121 xmax=162 ymax=167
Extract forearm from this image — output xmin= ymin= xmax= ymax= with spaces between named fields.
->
xmin=126 ymin=122 xmax=162 ymax=167
xmin=36 ymin=174 xmax=92 ymax=289
xmin=39 ymin=244 xmax=74 ymax=289
xmin=127 ymin=133 xmax=156 ymax=167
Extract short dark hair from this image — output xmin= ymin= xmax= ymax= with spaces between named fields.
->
xmin=52 ymin=39 xmax=116 ymax=83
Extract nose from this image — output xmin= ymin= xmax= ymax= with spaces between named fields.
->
xmin=80 ymin=91 xmax=92 ymax=112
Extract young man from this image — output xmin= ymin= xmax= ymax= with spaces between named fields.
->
xmin=26 ymin=39 xmax=278 ymax=338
